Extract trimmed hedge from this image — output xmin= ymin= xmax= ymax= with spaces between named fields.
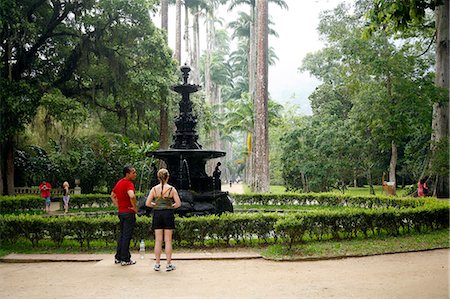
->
xmin=232 ymin=193 xmax=427 ymax=208
xmin=275 ymin=204 xmax=450 ymax=248
xmin=0 ymin=200 xmax=448 ymax=248
xmin=0 ymin=194 xmax=112 ymax=214
xmin=0 ymin=213 xmax=279 ymax=248
xmin=0 ymin=195 xmax=44 ymax=213
xmin=0 ymin=193 xmax=427 ymax=214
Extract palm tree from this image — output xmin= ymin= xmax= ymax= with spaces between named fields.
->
xmin=228 ymin=0 xmax=287 ymax=98
xmin=224 ymin=92 xmax=282 ymax=186
xmin=175 ymin=0 xmax=181 ymax=63
xmin=253 ymin=0 xmax=269 ymax=192
xmin=160 ymin=0 xmax=170 ymax=150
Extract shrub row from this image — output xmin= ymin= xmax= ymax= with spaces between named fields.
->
xmin=275 ymin=204 xmax=450 ymax=248
xmin=1 ymin=202 xmax=447 ymax=248
xmin=1 ymin=193 xmax=426 ymax=214
xmin=0 ymin=213 xmax=279 ymax=248
xmin=0 ymin=194 xmax=112 ymax=213
xmin=233 ymin=193 xmax=427 ymax=209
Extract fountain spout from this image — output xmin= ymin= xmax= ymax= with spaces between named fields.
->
xmin=182 ymin=159 xmax=192 ymax=189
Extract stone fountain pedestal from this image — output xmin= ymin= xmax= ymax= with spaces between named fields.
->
xmin=148 ymin=65 xmax=233 ymax=215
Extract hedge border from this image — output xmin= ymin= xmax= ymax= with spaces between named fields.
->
xmin=0 ymin=200 xmax=447 ymax=248
xmin=0 ymin=193 xmax=429 ymax=214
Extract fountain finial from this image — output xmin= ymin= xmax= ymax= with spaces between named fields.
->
xmin=181 ymin=64 xmax=191 ymax=85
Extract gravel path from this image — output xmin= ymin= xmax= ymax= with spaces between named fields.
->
xmin=0 ymin=249 xmax=448 ymax=298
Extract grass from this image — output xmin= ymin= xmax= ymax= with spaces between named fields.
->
xmin=261 ymin=228 xmax=450 ymax=260
xmin=243 ymin=184 xmax=410 ymax=197
xmin=243 ymin=184 xmax=287 ymax=194
xmin=2 ymin=229 xmax=448 ymax=260
xmin=234 ymin=204 xmax=352 ymax=211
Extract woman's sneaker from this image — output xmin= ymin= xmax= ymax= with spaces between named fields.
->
xmin=121 ymin=260 xmax=136 ymax=266
xmin=114 ymin=258 xmax=121 ymax=264
xmin=153 ymin=264 xmax=161 ymax=271
xmin=166 ymin=264 xmax=176 ymax=272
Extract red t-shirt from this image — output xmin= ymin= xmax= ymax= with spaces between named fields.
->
xmin=112 ymin=178 xmax=135 ymax=213
xmin=39 ymin=182 xmax=52 ymax=198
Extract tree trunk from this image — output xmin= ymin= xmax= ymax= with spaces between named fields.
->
xmin=431 ymin=1 xmax=449 ymax=197
xmin=244 ymin=132 xmax=253 ymax=185
xmin=367 ymin=167 xmax=375 ymax=195
xmin=204 ymin=18 xmax=212 ymax=101
xmin=0 ymin=144 xmax=4 ymax=195
xmin=159 ymin=0 xmax=170 ymax=150
xmin=194 ymin=9 xmax=201 ymax=83
xmin=249 ymin=5 xmax=257 ymax=98
xmin=184 ymin=4 xmax=190 ymax=65
xmin=161 ymin=0 xmax=168 ymax=31
xmin=253 ymin=0 xmax=269 ymax=193
xmin=248 ymin=4 xmax=257 ymax=190
xmin=175 ymin=0 xmax=182 ymax=63
xmin=301 ymin=172 xmax=307 ymax=192
xmin=5 ymin=138 xmax=15 ymax=195
xmin=389 ymin=140 xmax=397 ymax=196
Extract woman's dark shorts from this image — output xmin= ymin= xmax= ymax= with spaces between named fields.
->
xmin=152 ymin=209 xmax=175 ymax=230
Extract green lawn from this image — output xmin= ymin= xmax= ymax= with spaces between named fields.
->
xmin=243 ymin=184 xmax=411 ymax=197
xmin=261 ymin=228 xmax=450 ymax=260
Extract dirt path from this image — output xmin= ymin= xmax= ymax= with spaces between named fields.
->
xmin=221 ymin=182 xmax=244 ymax=194
xmin=0 ymin=249 xmax=448 ymax=298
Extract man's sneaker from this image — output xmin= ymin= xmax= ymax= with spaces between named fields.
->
xmin=121 ymin=260 xmax=136 ymax=266
xmin=153 ymin=264 xmax=161 ymax=271
xmin=166 ymin=264 xmax=176 ymax=272
xmin=114 ymin=258 xmax=121 ymax=264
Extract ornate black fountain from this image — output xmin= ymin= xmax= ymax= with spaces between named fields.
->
xmin=148 ymin=65 xmax=233 ymax=215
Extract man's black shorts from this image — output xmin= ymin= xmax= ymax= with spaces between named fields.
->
xmin=152 ymin=209 xmax=175 ymax=230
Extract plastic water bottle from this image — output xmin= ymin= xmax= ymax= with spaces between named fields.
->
xmin=139 ymin=240 xmax=145 ymax=259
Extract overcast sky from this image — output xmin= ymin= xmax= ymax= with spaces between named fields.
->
xmin=267 ymin=0 xmax=345 ymax=115
xmin=156 ymin=0 xmax=346 ymax=115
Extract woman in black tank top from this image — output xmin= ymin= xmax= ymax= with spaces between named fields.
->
xmin=145 ymin=168 xmax=181 ymax=272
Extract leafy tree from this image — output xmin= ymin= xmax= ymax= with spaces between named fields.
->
xmin=364 ymin=0 xmax=449 ymax=196
xmin=290 ymin=2 xmax=438 ymax=194
xmin=0 ymin=0 xmax=175 ymax=194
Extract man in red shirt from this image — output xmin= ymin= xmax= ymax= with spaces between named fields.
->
xmin=111 ymin=165 xmax=138 ymax=266
xmin=39 ymin=181 xmax=52 ymax=213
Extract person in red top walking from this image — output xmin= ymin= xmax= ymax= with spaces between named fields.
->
xmin=39 ymin=181 xmax=52 ymax=213
xmin=111 ymin=165 xmax=138 ymax=266
xmin=417 ymin=177 xmax=429 ymax=197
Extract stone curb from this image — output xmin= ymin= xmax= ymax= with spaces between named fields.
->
xmin=0 ymin=252 xmax=262 ymax=263
xmin=2 ymin=247 xmax=447 ymax=264
xmin=261 ymin=247 xmax=449 ymax=262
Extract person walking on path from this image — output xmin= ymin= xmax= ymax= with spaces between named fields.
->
xmin=146 ymin=168 xmax=181 ymax=272
xmin=417 ymin=177 xmax=429 ymax=197
xmin=39 ymin=181 xmax=52 ymax=213
xmin=111 ymin=165 xmax=138 ymax=266
xmin=62 ymin=181 xmax=70 ymax=213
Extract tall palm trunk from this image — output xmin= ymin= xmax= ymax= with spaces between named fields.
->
xmin=175 ymin=0 xmax=182 ymax=63
xmin=247 ymin=4 xmax=257 ymax=189
xmin=184 ymin=4 xmax=190 ymax=65
xmin=192 ymin=9 xmax=200 ymax=83
xmin=431 ymin=1 xmax=449 ymax=197
xmin=159 ymin=0 xmax=169 ymax=150
xmin=253 ymin=0 xmax=269 ymax=193
xmin=204 ymin=18 xmax=212 ymax=101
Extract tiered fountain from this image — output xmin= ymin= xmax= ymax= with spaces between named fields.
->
xmin=148 ymin=65 xmax=233 ymax=215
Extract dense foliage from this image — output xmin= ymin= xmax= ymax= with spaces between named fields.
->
xmin=280 ymin=2 xmax=443 ymax=193
xmin=0 ymin=0 xmax=177 ymax=194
